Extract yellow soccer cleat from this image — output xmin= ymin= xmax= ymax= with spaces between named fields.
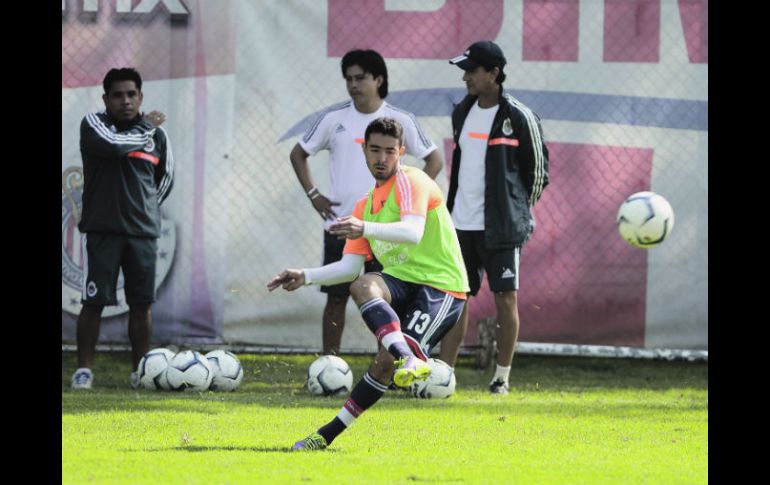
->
xmin=291 ymin=432 xmax=328 ymax=451
xmin=392 ymin=356 xmax=431 ymax=388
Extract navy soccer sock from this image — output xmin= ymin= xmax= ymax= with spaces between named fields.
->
xmin=317 ymin=372 xmax=388 ymax=444
xmin=358 ymin=298 xmax=413 ymax=359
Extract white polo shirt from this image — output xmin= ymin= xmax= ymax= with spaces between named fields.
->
xmin=299 ymin=100 xmax=437 ymax=230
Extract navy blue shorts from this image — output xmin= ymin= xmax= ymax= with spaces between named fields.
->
xmin=456 ymin=230 xmax=520 ymax=296
xmin=380 ymin=273 xmax=465 ymax=360
xmin=320 ymin=231 xmax=382 ymax=296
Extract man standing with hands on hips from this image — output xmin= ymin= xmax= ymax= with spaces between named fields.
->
xmin=438 ymin=41 xmax=549 ymax=394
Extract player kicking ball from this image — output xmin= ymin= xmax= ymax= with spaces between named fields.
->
xmin=268 ymin=117 xmax=469 ymax=451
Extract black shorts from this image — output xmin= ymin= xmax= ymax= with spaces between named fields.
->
xmin=380 ymin=273 xmax=465 ymax=360
xmin=320 ymin=231 xmax=382 ymax=297
xmin=456 ymin=230 xmax=520 ymax=296
xmin=81 ymin=232 xmax=158 ymax=306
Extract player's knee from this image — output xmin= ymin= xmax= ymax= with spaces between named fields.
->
xmin=349 ymin=275 xmax=382 ymax=305
xmin=494 ymin=290 xmax=518 ymax=306
xmin=128 ymin=303 xmax=151 ymax=316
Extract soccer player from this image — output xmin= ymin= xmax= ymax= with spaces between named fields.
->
xmin=438 ymin=41 xmax=550 ymax=394
xmin=70 ymin=68 xmax=175 ymax=389
xmin=289 ymin=49 xmax=443 ymax=356
xmin=269 ymin=117 xmax=469 ymax=451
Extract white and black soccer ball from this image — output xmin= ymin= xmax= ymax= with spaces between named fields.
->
xmin=137 ymin=347 xmax=175 ymax=390
xmin=306 ymin=355 xmax=353 ymax=396
xmin=205 ymin=350 xmax=244 ymax=391
xmin=410 ymin=358 xmax=456 ymax=399
xmin=165 ymin=350 xmax=213 ymax=391
xmin=616 ymin=191 xmax=675 ymax=248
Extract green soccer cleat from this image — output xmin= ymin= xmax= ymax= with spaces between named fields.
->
xmin=392 ymin=356 xmax=431 ymax=388
xmin=291 ymin=432 xmax=328 ymax=451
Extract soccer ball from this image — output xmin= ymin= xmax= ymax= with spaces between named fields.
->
xmin=616 ymin=191 xmax=675 ymax=248
xmin=165 ymin=350 xmax=213 ymax=391
xmin=205 ymin=350 xmax=244 ymax=391
xmin=306 ymin=355 xmax=353 ymax=396
xmin=137 ymin=347 xmax=175 ymax=390
xmin=410 ymin=358 xmax=456 ymax=399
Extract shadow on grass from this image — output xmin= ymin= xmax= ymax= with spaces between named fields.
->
xmin=123 ymin=445 xmax=339 ymax=453
xmin=62 ymin=388 xmax=707 ymax=419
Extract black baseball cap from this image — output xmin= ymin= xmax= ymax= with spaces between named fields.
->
xmin=449 ymin=40 xmax=507 ymax=71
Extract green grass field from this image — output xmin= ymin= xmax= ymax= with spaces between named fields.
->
xmin=62 ymin=352 xmax=707 ymax=484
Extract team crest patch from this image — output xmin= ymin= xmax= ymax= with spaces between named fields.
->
xmin=144 ymin=137 xmax=155 ymax=152
xmin=502 ymin=118 xmax=513 ymax=136
xmin=61 ymin=166 xmax=176 ymax=317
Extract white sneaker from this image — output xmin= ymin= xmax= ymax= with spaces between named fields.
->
xmin=71 ymin=368 xmax=93 ymax=389
xmin=130 ymin=371 xmax=140 ymax=389
xmin=489 ymin=377 xmax=509 ymax=395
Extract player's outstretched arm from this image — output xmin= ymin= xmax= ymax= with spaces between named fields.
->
xmin=267 ymin=254 xmax=365 ymax=293
xmin=267 ymin=269 xmax=305 ymax=292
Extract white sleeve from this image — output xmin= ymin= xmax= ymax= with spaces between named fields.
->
xmin=363 ymin=214 xmax=425 ymax=244
xmin=400 ymin=112 xmax=437 ymax=160
xmin=303 ymin=253 xmax=365 ymax=286
xmin=298 ymin=111 xmax=333 ymax=156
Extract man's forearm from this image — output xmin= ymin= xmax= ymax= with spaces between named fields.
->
xmin=304 ymin=254 xmax=365 ymax=286
xmin=363 ymin=215 xmax=425 ymax=244
xmin=422 ymin=149 xmax=444 ymax=179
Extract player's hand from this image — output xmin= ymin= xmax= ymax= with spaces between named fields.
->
xmin=267 ymin=269 xmax=306 ymax=292
xmin=143 ymin=110 xmax=166 ymax=127
xmin=311 ymin=195 xmax=340 ymax=221
xmin=329 ymin=215 xmax=364 ymax=239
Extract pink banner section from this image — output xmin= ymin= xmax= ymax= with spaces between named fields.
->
xmin=603 ymin=0 xmax=660 ymax=63
xmin=327 ymin=0 xmax=503 ymax=58
xmin=679 ymin=0 xmax=708 ymax=63
xmin=523 ymin=0 xmax=579 ymax=61
xmin=61 ymin=0 xmax=234 ymax=89
xmin=327 ymin=0 xmax=704 ymax=64
xmin=444 ymin=139 xmax=653 ymax=346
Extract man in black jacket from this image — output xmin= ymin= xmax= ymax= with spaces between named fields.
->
xmin=439 ymin=41 xmax=549 ymax=394
xmin=71 ymin=68 xmax=175 ymax=389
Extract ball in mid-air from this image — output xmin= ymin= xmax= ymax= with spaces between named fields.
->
xmin=616 ymin=191 xmax=674 ymax=248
